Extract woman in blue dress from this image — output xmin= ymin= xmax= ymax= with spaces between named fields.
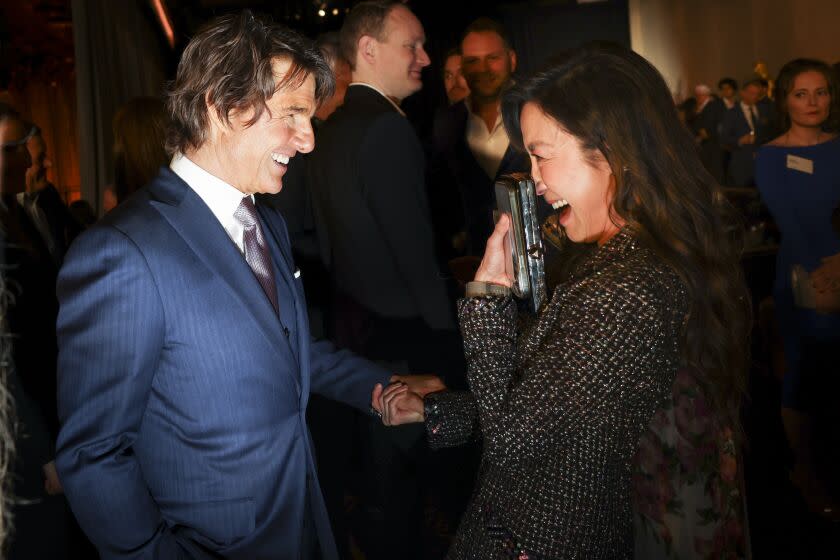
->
xmin=754 ymin=58 xmax=840 ymax=513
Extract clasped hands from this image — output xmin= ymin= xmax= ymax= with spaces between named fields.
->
xmin=371 ymin=375 xmax=442 ymax=426
xmin=369 ymin=216 xmax=515 ymax=426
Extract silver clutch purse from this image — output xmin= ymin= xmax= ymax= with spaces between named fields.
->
xmin=494 ymin=173 xmax=547 ymax=313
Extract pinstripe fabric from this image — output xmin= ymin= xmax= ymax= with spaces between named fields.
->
xmin=54 ymin=168 xmax=392 ymax=560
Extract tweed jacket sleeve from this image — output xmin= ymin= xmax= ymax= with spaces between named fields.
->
xmin=457 ymin=275 xmax=676 ymax=471
xmin=423 ymin=390 xmax=480 ymax=448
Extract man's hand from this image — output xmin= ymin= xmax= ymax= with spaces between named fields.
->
xmin=372 ymin=383 xmax=424 ymax=426
xmin=738 ymin=132 xmax=755 ymax=146
xmin=43 ymin=461 xmax=63 ymax=495
xmin=390 ymin=374 xmax=445 ymax=398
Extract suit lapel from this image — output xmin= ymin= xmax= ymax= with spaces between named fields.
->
xmin=257 ymin=204 xmax=308 ymax=368
xmin=147 ymin=171 xmax=299 ymax=386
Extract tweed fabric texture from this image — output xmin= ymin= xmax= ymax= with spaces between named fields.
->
xmin=235 ymin=197 xmax=279 ymax=313
xmin=425 ymin=229 xmax=689 ymax=559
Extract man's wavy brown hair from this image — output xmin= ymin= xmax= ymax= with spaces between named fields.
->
xmin=166 ymin=10 xmax=334 ymax=156
xmin=503 ymin=43 xmax=751 ymax=435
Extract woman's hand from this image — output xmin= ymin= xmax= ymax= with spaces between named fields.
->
xmin=371 ymin=382 xmax=424 ymax=426
xmin=811 ymin=253 xmax=840 ymax=314
xmin=43 ymin=461 xmax=63 ymax=495
xmin=814 ymin=289 xmax=840 ymax=314
xmin=474 ymin=213 xmax=513 ymax=287
xmin=811 ymin=253 xmax=840 ymax=291
xmin=390 ymin=374 xmax=445 ymax=397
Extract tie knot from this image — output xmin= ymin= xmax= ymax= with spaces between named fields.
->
xmin=234 ymin=196 xmax=258 ymax=228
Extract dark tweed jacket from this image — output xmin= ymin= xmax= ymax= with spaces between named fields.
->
xmin=424 ymin=229 xmax=689 ymax=559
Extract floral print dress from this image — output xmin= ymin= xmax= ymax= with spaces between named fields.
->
xmin=632 ymin=369 xmax=747 ymax=559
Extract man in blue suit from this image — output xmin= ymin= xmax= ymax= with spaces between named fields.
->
xmin=54 ymin=12 xmax=424 ymax=560
xmin=721 ymin=79 xmax=776 ymax=186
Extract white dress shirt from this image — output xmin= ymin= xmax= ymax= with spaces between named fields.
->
xmin=170 ymin=154 xmax=251 ymax=254
xmin=739 ymin=101 xmax=758 ymax=132
xmin=465 ymin=98 xmax=510 ymax=179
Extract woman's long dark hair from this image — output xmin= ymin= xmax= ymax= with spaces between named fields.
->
xmin=774 ymin=57 xmax=840 ymax=133
xmin=503 ymin=43 xmax=750 ymax=435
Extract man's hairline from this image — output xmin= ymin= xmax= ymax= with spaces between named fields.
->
xmin=200 ymin=56 xmax=317 ymax=134
xmin=361 ymin=3 xmax=415 ymax=50
xmin=461 ymin=30 xmax=513 ymax=54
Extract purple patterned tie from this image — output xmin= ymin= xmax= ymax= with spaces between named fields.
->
xmin=234 ymin=197 xmax=279 ymax=314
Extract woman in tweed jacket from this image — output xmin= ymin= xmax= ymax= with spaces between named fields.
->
xmin=374 ymin=43 xmax=749 ymax=560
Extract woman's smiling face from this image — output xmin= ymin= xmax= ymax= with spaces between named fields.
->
xmin=520 ymin=102 xmax=622 ymax=246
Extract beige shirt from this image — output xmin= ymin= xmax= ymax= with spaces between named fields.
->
xmin=465 ymin=98 xmax=510 ymax=179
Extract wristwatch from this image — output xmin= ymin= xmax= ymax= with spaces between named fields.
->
xmin=465 ymin=281 xmax=511 ymax=298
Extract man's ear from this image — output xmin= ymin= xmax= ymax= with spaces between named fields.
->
xmin=358 ymin=35 xmax=377 ymax=67
xmin=204 ymin=92 xmax=226 ymax=131
xmin=204 ymin=91 xmax=237 ymax=136
xmin=508 ymin=50 xmax=518 ymax=74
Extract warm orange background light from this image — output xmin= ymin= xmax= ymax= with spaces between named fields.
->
xmin=151 ymin=0 xmax=175 ymax=49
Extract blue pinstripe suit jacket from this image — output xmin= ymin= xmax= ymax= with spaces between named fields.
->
xmin=55 ymin=167 xmax=390 ymax=559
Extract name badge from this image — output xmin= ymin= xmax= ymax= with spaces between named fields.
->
xmin=787 ymin=154 xmax=814 ymax=174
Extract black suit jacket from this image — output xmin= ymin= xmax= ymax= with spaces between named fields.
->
xmin=0 ymin=197 xmax=60 ymax=438
xmin=30 ymin=183 xmax=83 ymax=265
xmin=693 ymin=97 xmax=727 ymax=183
xmin=308 ymin=85 xmax=454 ymax=331
xmin=432 ymin=99 xmax=530 ymax=255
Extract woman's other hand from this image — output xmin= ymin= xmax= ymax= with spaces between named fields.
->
xmin=811 ymin=253 xmax=840 ymax=313
xmin=814 ymin=290 xmax=840 ymax=314
xmin=811 ymin=252 xmax=840 ymax=291
xmin=474 ymin=213 xmax=513 ymax=287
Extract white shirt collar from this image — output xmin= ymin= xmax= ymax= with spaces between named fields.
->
xmin=739 ymin=101 xmax=757 ymax=130
xmin=170 ymin=153 xmax=251 ymax=253
xmin=349 ymin=82 xmax=406 ymax=116
xmin=463 ymin=97 xmax=509 ymax=179
xmin=464 ymin=97 xmax=503 ymax=132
